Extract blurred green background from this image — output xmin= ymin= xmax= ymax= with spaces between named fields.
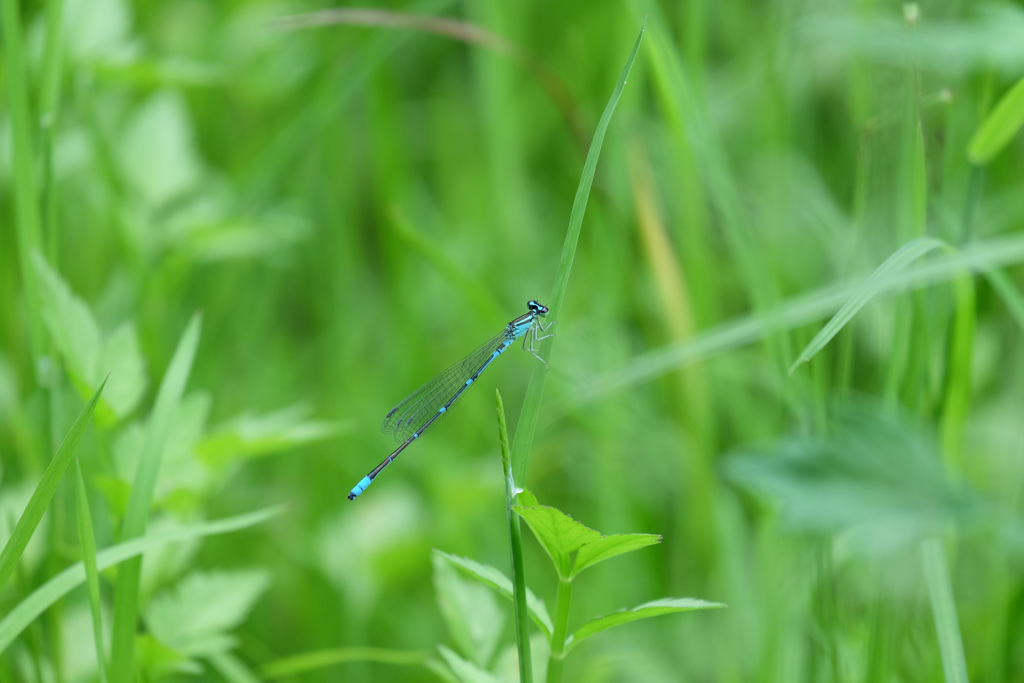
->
xmin=3 ymin=0 xmax=1024 ymax=680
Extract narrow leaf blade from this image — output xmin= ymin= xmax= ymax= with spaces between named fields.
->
xmin=967 ymin=75 xmax=1024 ymax=165
xmin=76 ymin=460 xmax=108 ymax=683
xmin=566 ymin=598 xmax=726 ymax=653
xmin=789 ymin=237 xmax=945 ymax=374
xmin=110 ymin=313 xmax=202 ymax=682
xmin=0 ymin=378 xmax=106 ymax=591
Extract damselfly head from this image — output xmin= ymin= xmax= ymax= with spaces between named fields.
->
xmin=527 ymin=300 xmax=549 ymax=316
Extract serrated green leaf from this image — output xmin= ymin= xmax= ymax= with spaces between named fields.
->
xmin=566 ymin=598 xmax=726 ymax=653
xmin=146 ymin=568 xmax=271 ymax=656
xmin=789 ymin=236 xmax=946 ymax=374
xmin=33 ymin=251 xmax=102 ymax=389
xmin=33 ymin=252 xmax=146 ymax=422
xmin=135 ymin=632 xmax=200 ymax=677
xmin=967 ymin=75 xmax=1024 ymax=165
xmin=516 ymin=489 xmax=539 ymax=507
xmin=432 ymin=552 xmax=502 ymax=667
xmin=97 ymin=322 xmax=147 ymax=418
xmin=0 ymin=506 xmax=282 ymax=653
xmin=118 ymin=92 xmax=204 ymax=210
xmin=572 ymin=533 xmax=662 ymax=578
xmin=433 ymin=551 xmax=552 ymax=637
xmin=437 ymin=645 xmax=503 ymax=683
xmin=513 ymin=503 xmax=602 ymax=579
xmin=0 ymin=378 xmax=106 ymax=592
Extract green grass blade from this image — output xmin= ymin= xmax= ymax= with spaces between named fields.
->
xmin=789 ymin=236 xmax=946 ymax=374
xmin=0 ymin=506 xmax=283 ymax=654
xmin=938 ymin=272 xmax=975 ymax=470
xmin=75 ymin=460 xmax=107 ymax=683
xmin=261 ymin=647 xmax=430 ymax=678
xmin=109 ymin=313 xmax=202 ymax=682
xmin=983 ymin=268 xmax=1024 ymax=333
xmin=576 ymin=233 xmax=1024 ymax=405
xmin=511 ymin=21 xmax=645 ymax=483
xmin=0 ymin=0 xmax=46 ymax=365
xmin=921 ymin=539 xmax=969 ymax=683
xmin=0 ymin=379 xmax=106 ymax=592
xmin=565 ymin=597 xmax=726 ymax=654
xmin=967 ymin=75 xmax=1024 ymax=165
xmin=496 ymin=389 xmax=532 ymax=682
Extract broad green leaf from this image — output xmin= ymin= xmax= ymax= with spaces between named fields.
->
xmin=172 ymin=211 xmax=312 ymax=264
xmin=145 ymin=568 xmax=271 ymax=657
xmin=97 ymin=322 xmax=147 ymax=418
xmin=967 ymin=75 xmax=1024 ymax=165
xmin=516 ymin=489 xmax=539 ymax=507
xmin=33 ymin=251 xmax=102 ymax=391
xmin=111 ymin=312 xmax=201 ymax=682
xmin=572 ymin=533 xmax=662 ymax=578
xmin=566 ymin=598 xmax=726 ymax=653
xmin=195 ymin=404 xmax=343 ymax=465
xmin=62 ymin=0 xmax=131 ymax=59
xmin=119 ymin=92 xmax=204 ymax=210
xmin=437 ymin=645 xmax=503 ymax=683
xmin=135 ymin=633 xmax=200 ymax=677
xmin=432 ymin=552 xmax=502 ymax=667
xmin=261 ymin=648 xmax=429 ymax=679
xmin=723 ymin=400 xmax=978 ymax=551
xmin=0 ymin=506 xmax=282 ymax=653
xmin=434 ymin=551 xmax=552 ymax=637
xmin=206 ymin=651 xmax=263 ymax=683
xmin=513 ymin=502 xmax=602 ymax=579
xmin=33 ymin=252 xmax=147 ymax=421
xmin=0 ymin=378 xmax=105 ymax=592
xmin=75 ymin=460 xmax=108 ymax=683
xmin=789 ymin=236 xmax=945 ymax=374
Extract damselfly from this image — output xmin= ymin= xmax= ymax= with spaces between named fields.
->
xmin=348 ymin=300 xmax=554 ymax=500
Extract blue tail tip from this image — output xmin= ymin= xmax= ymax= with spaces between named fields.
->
xmin=348 ymin=476 xmax=372 ymax=501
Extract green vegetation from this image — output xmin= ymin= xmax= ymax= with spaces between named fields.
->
xmin=3 ymin=0 xmax=1024 ymax=681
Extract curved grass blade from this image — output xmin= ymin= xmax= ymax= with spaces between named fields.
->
xmin=921 ymin=539 xmax=969 ymax=683
xmin=0 ymin=506 xmax=283 ymax=654
xmin=261 ymin=647 xmax=429 ymax=679
xmin=574 ymin=233 xmax=1024 ymax=406
xmin=512 ymin=20 xmax=645 ymax=483
xmin=565 ymin=598 xmax=725 ymax=654
xmin=967 ymin=75 xmax=1024 ymax=165
xmin=0 ymin=378 xmax=106 ymax=592
xmin=789 ymin=236 xmax=946 ymax=375
xmin=110 ymin=313 xmax=201 ymax=683
xmin=1 ymin=0 xmax=45 ymax=364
